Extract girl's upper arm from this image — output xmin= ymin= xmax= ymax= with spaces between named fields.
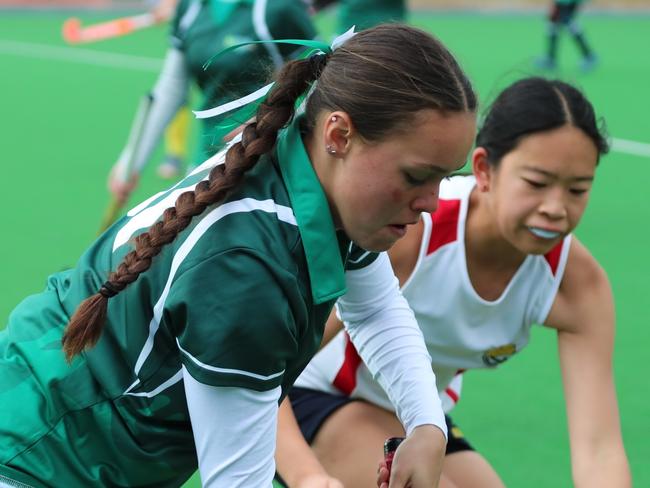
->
xmin=183 ymin=367 xmax=281 ymax=487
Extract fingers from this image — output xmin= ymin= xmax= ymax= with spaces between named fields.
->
xmin=377 ymin=464 xmax=390 ymax=488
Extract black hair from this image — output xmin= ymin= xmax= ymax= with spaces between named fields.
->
xmin=476 ymin=77 xmax=608 ymax=165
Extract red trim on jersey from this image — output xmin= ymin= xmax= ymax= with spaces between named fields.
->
xmin=544 ymin=240 xmax=564 ymax=276
xmin=445 ymin=387 xmax=459 ymax=404
xmin=332 ymin=333 xmax=363 ymax=395
xmin=427 ymin=199 xmax=461 ymax=255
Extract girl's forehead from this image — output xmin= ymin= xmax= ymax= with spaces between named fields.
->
xmin=502 ymin=126 xmax=598 ymax=171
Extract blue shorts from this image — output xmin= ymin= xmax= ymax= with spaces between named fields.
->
xmin=288 ymin=387 xmax=474 ymax=454
xmin=550 ymin=3 xmax=579 ymax=24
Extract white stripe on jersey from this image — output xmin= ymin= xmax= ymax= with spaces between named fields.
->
xmin=123 ymin=198 xmax=297 ymax=394
xmin=125 ymin=369 xmax=183 ymax=397
xmin=177 ymin=340 xmax=285 ymax=381
xmin=118 ymin=140 xmax=240 ymax=250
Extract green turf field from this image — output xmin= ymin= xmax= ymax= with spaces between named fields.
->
xmin=0 ymin=7 xmax=648 ymax=487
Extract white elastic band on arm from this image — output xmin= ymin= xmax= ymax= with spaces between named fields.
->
xmin=337 ymin=253 xmax=447 ymax=438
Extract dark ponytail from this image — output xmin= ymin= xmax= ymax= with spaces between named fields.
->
xmin=476 ymin=77 xmax=608 ymax=166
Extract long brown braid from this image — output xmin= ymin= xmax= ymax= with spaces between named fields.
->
xmin=62 ymin=24 xmax=477 ymax=361
xmin=62 ymin=58 xmax=320 ymax=361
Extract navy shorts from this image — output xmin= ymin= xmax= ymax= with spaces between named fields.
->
xmin=550 ymin=2 xmax=579 ymax=24
xmin=288 ymin=386 xmax=474 ymax=455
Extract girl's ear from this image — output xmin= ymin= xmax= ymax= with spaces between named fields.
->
xmin=324 ymin=111 xmax=354 ymax=157
xmin=472 ymin=147 xmax=492 ymax=192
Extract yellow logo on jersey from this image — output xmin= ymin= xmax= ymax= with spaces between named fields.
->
xmin=482 ymin=343 xmax=516 ymax=366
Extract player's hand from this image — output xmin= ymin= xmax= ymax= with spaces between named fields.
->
xmin=108 ymin=165 xmax=138 ymax=204
xmin=377 ymin=459 xmax=390 ymax=488
xmin=294 ymin=473 xmax=344 ymax=488
xmin=386 ymin=425 xmax=445 ymax=488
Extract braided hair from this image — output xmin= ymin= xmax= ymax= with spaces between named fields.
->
xmin=62 ymin=23 xmax=477 ymax=361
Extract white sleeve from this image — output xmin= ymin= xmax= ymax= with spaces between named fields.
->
xmin=131 ymin=47 xmax=191 ymax=174
xmin=337 ymin=252 xmax=447 ymax=438
xmin=182 ymin=366 xmax=280 ymax=487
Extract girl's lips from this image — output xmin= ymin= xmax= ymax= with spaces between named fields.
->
xmin=527 ymin=226 xmax=561 ymax=239
xmin=388 ymin=224 xmax=407 ymax=238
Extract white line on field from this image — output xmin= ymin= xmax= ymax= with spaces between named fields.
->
xmin=0 ymin=39 xmax=162 ymax=72
xmin=611 ymin=138 xmax=650 ymax=158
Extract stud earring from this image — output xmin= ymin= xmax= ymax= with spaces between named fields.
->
xmin=326 ymin=145 xmax=337 ymax=155
xmin=331 ymin=115 xmax=338 ymax=122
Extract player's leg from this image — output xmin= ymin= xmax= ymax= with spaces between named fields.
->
xmin=442 ymin=451 xmax=506 ymax=488
xmin=565 ymin=4 xmax=597 ymax=70
xmin=536 ymin=3 xmax=561 ymax=69
xmin=311 ymin=398 xmax=405 ymax=486
xmin=440 ymin=415 xmax=506 ymax=488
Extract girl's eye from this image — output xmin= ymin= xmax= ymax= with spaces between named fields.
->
xmin=404 ymin=172 xmax=428 ymax=186
xmin=570 ymin=188 xmax=589 ymax=196
xmin=523 ymin=178 xmax=546 ymax=189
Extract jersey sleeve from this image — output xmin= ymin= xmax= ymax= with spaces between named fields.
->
xmin=166 ymin=248 xmax=300 ymax=391
xmin=131 ymin=47 xmax=190 ymax=174
xmin=337 ymin=252 xmax=447 ymax=438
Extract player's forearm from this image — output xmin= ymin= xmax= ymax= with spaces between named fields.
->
xmin=338 ymin=253 xmax=446 ymax=438
xmin=130 ymin=48 xmax=190 ymax=174
xmin=572 ymin=447 xmax=631 ymax=488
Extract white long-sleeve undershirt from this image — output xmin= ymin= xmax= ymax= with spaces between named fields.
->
xmin=129 ymin=48 xmax=190 ymax=175
xmin=182 ymin=366 xmax=280 ymax=487
xmin=337 ymin=252 xmax=447 ymax=438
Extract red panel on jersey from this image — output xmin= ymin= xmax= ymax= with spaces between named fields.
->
xmin=445 ymin=387 xmax=459 ymax=404
xmin=544 ymin=241 xmax=564 ymax=276
xmin=427 ymin=199 xmax=461 ymax=255
xmin=332 ymin=333 xmax=363 ymax=395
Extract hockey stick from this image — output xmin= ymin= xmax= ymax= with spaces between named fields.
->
xmin=62 ymin=13 xmax=159 ymax=45
xmin=98 ymin=94 xmax=153 ymax=234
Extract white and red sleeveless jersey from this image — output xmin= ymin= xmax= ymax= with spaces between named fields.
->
xmin=295 ymin=175 xmax=572 ymax=413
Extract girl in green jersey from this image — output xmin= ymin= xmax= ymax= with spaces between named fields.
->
xmin=1 ymin=24 xmax=476 ymax=487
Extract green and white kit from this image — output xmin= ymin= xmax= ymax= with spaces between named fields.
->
xmin=0 ymin=116 xmax=445 ymax=487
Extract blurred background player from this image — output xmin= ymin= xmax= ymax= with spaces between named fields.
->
xmin=536 ymin=0 xmax=597 ymax=71
xmin=155 ymin=0 xmax=408 ymax=181
xmin=337 ymin=0 xmax=405 ymax=31
xmin=108 ymin=0 xmax=317 ymax=205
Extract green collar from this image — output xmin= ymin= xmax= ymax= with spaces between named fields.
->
xmin=276 ymin=118 xmax=347 ymax=305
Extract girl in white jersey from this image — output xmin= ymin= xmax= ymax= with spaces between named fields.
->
xmin=276 ymin=77 xmax=631 ymax=488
